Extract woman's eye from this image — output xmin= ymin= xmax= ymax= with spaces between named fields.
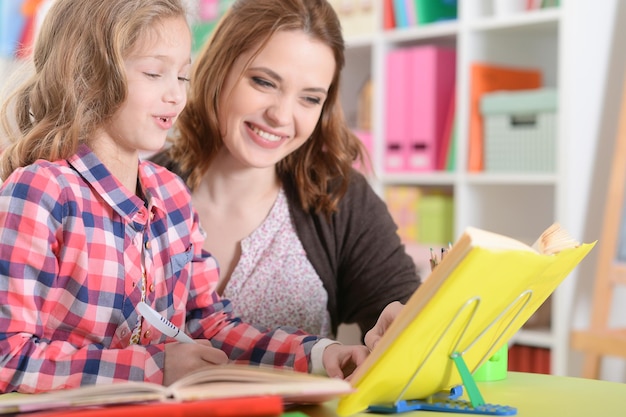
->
xmin=144 ymin=73 xmax=160 ymax=79
xmin=252 ymin=77 xmax=274 ymax=88
xmin=304 ymin=96 xmax=322 ymax=105
xmin=178 ymin=76 xmax=190 ymax=82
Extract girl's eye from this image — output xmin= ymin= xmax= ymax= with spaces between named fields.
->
xmin=178 ymin=76 xmax=190 ymax=82
xmin=144 ymin=73 xmax=160 ymax=79
xmin=252 ymin=77 xmax=274 ymax=88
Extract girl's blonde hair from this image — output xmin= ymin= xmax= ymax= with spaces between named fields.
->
xmin=169 ymin=0 xmax=367 ymax=216
xmin=0 ymin=0 xmax=188 ymax=180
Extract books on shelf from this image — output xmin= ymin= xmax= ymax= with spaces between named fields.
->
xmin=0 ymin=364 xmax=352 ymax=415
xmin=384 ymin=45 xmax=456 ymax=173
xmin=508 ymin=344 xmax=551 ymax=374
xmin=387 ymin=0 xmax=458 ymax=29
xmin=392 ymin=0 xmax=411 ymax=29
xmin=414 ymin=0 xmax=458 ymax=25
xmin=336 ymin=223 xmax=595 ymax=416
xmin=383 ymin=0 xmax=396 ymax=30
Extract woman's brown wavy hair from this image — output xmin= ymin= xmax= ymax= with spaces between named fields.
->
xmin=0 ymin=0 xmax=188 ymax=180
xmin=168 ymin=0 xmax=367 ymax=216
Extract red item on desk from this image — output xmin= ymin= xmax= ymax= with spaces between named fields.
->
xmin=26 ymin=395 xmax=284 ymax=417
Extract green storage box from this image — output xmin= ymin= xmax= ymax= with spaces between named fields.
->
xmin=417 ymin=193 xmax=453 ymax=245
xmin=480 ymin=88 xmax=557 ymax=173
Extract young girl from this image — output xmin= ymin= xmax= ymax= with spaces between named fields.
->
xmin=151 ymin=0 xmax=420 ymax=344
xmin=0 ymin=0 xmax=368 ymax=394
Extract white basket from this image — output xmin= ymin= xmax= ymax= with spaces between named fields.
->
xmin=481 ymin=88 xmax=557 ymax=173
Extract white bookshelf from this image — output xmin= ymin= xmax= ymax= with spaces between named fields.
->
xmin=337 ymin=0 xmax=603 ymax=376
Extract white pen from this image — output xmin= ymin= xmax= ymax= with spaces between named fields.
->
xmin=136 ymin=301 xmax=195 ymax=344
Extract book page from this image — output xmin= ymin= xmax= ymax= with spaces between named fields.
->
xmin=531 ymin=223 xmax=580 ymax=255
xmin=466 ymin=223 xmax=579 ymax=255
xmin=169 ymin=364 xmax=327 ymax=388
xmin=170 ymin=364 xmax=353 ymax=404
xmin=0 ymin=381 xmax=166 ymax=415
xmin=465 ymin=227 xmax=536 ymax=252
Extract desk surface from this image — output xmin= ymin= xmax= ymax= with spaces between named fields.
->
xmin=292 ymin=372 xmax=626 ymax=417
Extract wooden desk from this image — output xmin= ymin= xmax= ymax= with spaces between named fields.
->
xmin=291 ymin=372 xmax=626 ymax=417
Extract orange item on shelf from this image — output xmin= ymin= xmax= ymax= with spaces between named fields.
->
xmin=468 ymin=63 xmax=541 ymax=172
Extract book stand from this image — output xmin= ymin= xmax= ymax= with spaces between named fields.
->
xmin=367 ymin=293 xmax=534 ymax=415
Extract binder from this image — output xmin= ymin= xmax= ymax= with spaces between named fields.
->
xmin=384 ymin=48 xmax=411 ymax=173
xmin=405 ymin=45 xmax=456 ymax=172
xmin=437 ymin=86 xmax=456 ymax=170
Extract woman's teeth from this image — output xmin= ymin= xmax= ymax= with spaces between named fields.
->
xmin=251 ymin=125 xmax=281 ymax=142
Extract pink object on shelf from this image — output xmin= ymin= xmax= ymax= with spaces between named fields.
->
xmin=198 ymin=0 xmax=219 ymax=21
xmin=353 ymin=129 xmax=373 ymax=172
xmin=384 ymin=48 xmax=411 ymax=173
xmin=405 ymin=45 xmax=456 ymax=172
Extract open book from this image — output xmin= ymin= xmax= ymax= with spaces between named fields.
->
xmin=337 ymin=223 xmax=595 ymax=416
xmin=0 ymin=364 xmax=352 ymax=415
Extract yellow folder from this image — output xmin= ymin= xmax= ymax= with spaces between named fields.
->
xmin=337 ymin=224 xmax=595 ymax=416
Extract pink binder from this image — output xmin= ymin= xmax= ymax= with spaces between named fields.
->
xmin=384 ymin=48 xmax=411 ymax=173
xmin=405 ymin=46 xmax=456 ymax=172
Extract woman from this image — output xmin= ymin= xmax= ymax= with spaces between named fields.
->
xmin=152 ymin=0 xmax=420 ymax=343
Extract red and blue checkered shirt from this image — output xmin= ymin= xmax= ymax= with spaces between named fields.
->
xmin=0 ymin=144 xmax=318 ymax=393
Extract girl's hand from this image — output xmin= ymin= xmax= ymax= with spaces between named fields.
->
xmin=163 ymin=339 xmax=228 ymax=385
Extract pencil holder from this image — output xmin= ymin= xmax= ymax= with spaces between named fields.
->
xmin=473 ymin=343 xmax=508 ymax=382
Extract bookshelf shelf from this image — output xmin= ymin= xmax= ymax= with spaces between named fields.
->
xmin=381 ymin=173 xmax=457 ymax=186
xmin=382 ymin=21 xmax=459 ymax=43
xmin=469 ymin=8 xmax=561 ymax=32
xmin=511 ymin=328 xmax=554 ymax=349
xmin=465 ymin=174 xmax=559 ymax=185
xmin=344 ymin=34 xmax=376 ymax=49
